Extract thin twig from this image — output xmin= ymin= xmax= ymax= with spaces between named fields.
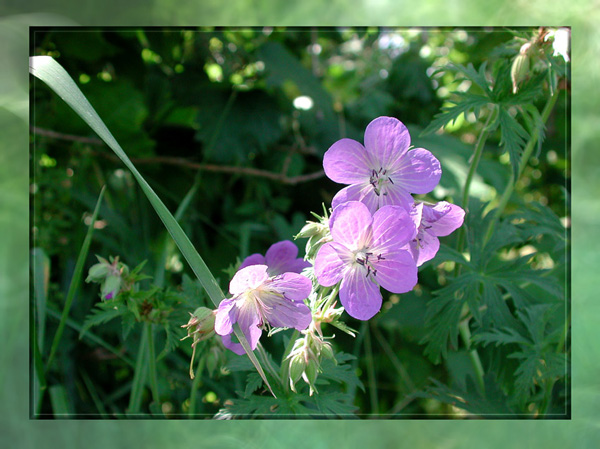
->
xmin=31 ymin=126 xmax=325 ymax=185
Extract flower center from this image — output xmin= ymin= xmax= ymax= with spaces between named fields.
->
xmin=354 ymin=249 xmax=386 ymax=278
xmin=369 ymin=167 xmax=394 ymax=196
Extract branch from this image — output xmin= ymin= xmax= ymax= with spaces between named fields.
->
xmin=31 ymin=126 xmax=326 ymax=185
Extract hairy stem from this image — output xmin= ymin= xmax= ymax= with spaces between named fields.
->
xmin=188 ymin=347 xmax=205 ymax=418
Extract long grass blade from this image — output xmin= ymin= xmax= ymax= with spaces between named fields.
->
xmin=30 ymin=56 xmax=274 ymax=396
xmin=46 ymin=185 xmax=105 ymax=370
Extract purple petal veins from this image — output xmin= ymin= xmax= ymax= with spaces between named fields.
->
xmin=323 ymin=116 xmax=442 ymax=213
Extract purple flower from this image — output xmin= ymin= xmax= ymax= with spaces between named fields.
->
xmin=238 ymin=240 xmax=311 ymax=276
xmin=313 ymin=201 xmax=418 ymax=321
xmin=406 ymin=201 xmax=465 ymax=266
xmin=214 ymin=264 xmax=312 ymax=355
xmin=323 ymin=116 xmax=442 ymax=213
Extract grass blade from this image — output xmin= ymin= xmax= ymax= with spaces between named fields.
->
xmin=30 ymin=56 xmax=274 ymax=396
xmin=45 ymin=185 xmax=105 ymax=370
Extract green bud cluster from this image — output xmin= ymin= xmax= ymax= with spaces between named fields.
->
xmin=295 ymin=207 xmax=332 ymax=261
xmin=285 ymin=323 xmax=336 ymax=395
xmin=85 ymin=255 xmax=129 ymax=300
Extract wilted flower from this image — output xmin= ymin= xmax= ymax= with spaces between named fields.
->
xmin=215 ymin=264 xmax=312 ymax=354
xmin=314 ymin=201 xmax=418 ymax=320
xmin=405 ymin=202 xmax=465 ymax=266
xmin=323 ymin=116 xmax=441 ymax=213
xmin=238 ymin=240 xmax=311 ymax=276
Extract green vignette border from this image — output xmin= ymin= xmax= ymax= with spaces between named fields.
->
xmin=1 ymin=4 xmax=597 ymax=449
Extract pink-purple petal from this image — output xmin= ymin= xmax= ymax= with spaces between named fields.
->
xmin=221 ymin=322 xmax=263 ymax=355
xmin=373 ymin=250 xmax=418 ymax=293
xmin=424 ymin=202 xmax=465 ymax=237
xmin=214 ymin=297 xmax=237 ymax=336
xmin=261 ymin=292 xmax=312 ymax=330
xmin=391 ymin=148 xmax=441 ymax=194
xmin=378 ymin=182 xmax=415 ymax=211
xmin=264 ymin=240 xmax=310 ymax=275
xmin=331 ymin=183 xmax=378 ymax=213
xmin=314 ymin=242 xmax=347 ymax=287
xmin=329 ymin=201 xmax=373 ymax=250
xmin=229 ymin=264 xmax=269 ymax=295
xmin=238 ymin=253 xmax=266 ymax=271
xmin=323 ymin=138 xmax=372 ymax=184
xmin=269 ymin=272 xmax=312 ymax=301
xmin=339 ymin=267 xmax=382 ymax=320
xmin=364 ymin=117 xmax=411 ymax=168
xmin=371 ymin=205 xmax=417 ymax=252
xmin=413 ymin=230 xmax=441 ymax=266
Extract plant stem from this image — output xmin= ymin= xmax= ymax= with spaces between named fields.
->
xmin=454 ymin=109 xmax=495 ymax=264
xmin=459 ymin=317 xmax=485 ymax=396
xmin=453 ymin=110 xmax=494 ymax=396
xmin=128 ymin=322 xmax=149 ymax=414
xmin=147 ymin=324 xmax=161 ymax=410
xmin=483 ymin=89 xmax=560 ymax=245
xmin=188 ymin=346 xmax=205 ymax=418
xmin=364 ymin=322 xmax=379 ymax=415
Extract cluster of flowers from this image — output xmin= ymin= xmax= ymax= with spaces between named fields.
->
xmin=209 ymin=116 xmax=465 ymax=356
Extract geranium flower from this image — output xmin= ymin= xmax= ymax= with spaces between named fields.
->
xmin=323 ymin=116 xmax=442 ymax=213
xmin=238 ymin=240 xmax=310 ymax=276
xmin=215 ymin=264 xmax=312 ymax=354
xmin=406 ymin=201 xmax=465 ymax=266
xmin=313 ymin=201 xmax=418 ymax=321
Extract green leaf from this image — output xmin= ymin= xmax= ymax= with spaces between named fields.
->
xmin=496 ymin=106 xmax=530 ymax=178
xmin=80 ymin=301 xmax=125 ymax=337
xmin=30 ymin=56 xmax=275 ymax=397
xmin=421 ymin=93 xmax=489 ymax=136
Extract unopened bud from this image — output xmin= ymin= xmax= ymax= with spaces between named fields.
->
xmin=295 ymin=222 xmax=322 ymax=239
xmin=101 ymin=274 xmax=122 ymax=300
xmin=511 ymin=43 xmax=532 ymax=94
xmin=86 ymin=263 xmax=110 ymax=282
xmin=288 ymin=353 xmax=307 ymax=392
xmin=302 ymin=359 xmax=319 ymax=395
xmin=320 ymin=342 xmax=335 ymax=363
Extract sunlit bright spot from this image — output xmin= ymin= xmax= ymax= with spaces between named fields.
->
xmin=293 ymin=95 xmax=314 ymax=111
xmin=310 ymin=43 xmax=322 ymax=55
xmin=379 ymin=69 xmax=389 ymax=79
xmin=419 ymin=45 xmax=432 ymax=58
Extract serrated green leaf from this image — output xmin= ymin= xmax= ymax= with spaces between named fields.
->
xmin=244 ymin=372 xmax=264 ymax=398
xmin=80 ymin=302 xmax=125 ymax=337
xmin=497 ymin=106 xmax=530 ymax=178
xmin=421 ymin=93 xmax=489 ymax=136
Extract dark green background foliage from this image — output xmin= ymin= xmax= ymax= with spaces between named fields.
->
xmin=29 ymin=27 xmax=569 ymax=419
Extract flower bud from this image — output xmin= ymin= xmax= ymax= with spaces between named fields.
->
xmin=320 ymin=342 xmax=336 ymax=363
xmin=288 ymin=353 xmax=307 ymax=392
xmin=101 ymin=274 xmax=122 ymax=300
xmin=295 ymin=221 xmax=322 ymax=239
xmin=182 ymin=307 xmax=217 ymax=343
xmin=302 ymin=359 xmax=319 ymax=395
xmin=511 ymin=43 xmax=531 ymax=94
xmin=86 ymin=263 xmax=110 ymax=282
